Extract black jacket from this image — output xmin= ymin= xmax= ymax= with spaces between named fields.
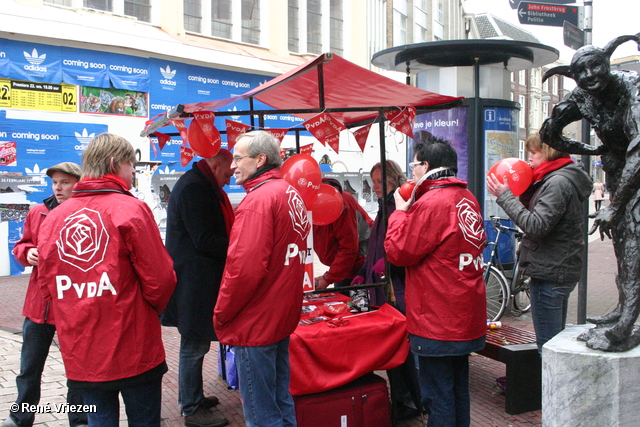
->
xmin=161 ymin=164 xmax=229 ymax=340
xmin=497 ymin=163 xmax=593 ymax=283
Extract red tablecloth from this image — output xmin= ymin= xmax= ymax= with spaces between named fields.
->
xmin=289 ymin=303 xmax=409 ymax=396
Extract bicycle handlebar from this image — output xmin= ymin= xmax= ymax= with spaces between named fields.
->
xmin=489 ymin=216 xmax=523 ymax=237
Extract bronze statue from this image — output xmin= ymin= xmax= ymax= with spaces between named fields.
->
xmin=540 ymin=33 xmax=640 ymax=352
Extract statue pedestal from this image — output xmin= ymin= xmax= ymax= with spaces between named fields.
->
xmin=542 ymin=324 xmax=640 ymax=427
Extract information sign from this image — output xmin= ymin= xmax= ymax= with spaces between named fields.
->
xmin=0 ymin=79 xmax=76 ymax=112
xmin=517 ymin=2 xmax=580 ymax=27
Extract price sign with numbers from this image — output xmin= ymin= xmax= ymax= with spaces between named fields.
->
xmin=0 ymin=79 xmax=77 ymax=112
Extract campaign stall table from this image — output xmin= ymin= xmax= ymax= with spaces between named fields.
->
xmin=289 ymin=297 xmax=409 ymax=396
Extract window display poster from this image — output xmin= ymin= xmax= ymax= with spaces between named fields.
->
xmin=80 ymin=87 xmax=148 ymax=117
xmin=411 ymin=106 xmax=469 ymax=182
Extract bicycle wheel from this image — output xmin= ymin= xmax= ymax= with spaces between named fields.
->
xmin=485 ymin=265 xmax=510 ymax=322
xmin=512 ymin=269 xmax=531 ymax=313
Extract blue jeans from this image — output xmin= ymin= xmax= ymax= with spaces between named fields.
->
xmin=9 ymin=318 xmax=86 ymax=427
xmin=178 ymin=335 xmax=211 ymax=416
xmin=81 ymin=378 xmax=162 ymax=427
xmin=235 ymin=338 xmax=296 ymax=427
xmin=417 ymin=355 xmax=470 ymax=427
xmin=529 ymin=278 xmax=577 ymax=353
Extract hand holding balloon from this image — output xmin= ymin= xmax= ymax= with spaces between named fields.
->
xmin=398 ymin=181 xmax=415 ymax=200
xmin=486 ymin=158 xmax=533 ymax=197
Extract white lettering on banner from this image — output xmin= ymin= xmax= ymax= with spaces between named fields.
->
xmin=459 ymin=253 xmax=483 ymax=271
xmin=62 ymin=59 xmax=107 ymax=70
xmin=55 ymin=272 xmax=117 ymax=299
xmin=284 ymin=243 xmax=306 ymax=266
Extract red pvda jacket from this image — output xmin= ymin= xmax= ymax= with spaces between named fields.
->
xmin=385 ymin=177 xmax=487 ymax=343
xmin=13 ymin=197 xmax=57 ymax=324
xmin=312 ymin=191 xmax=366 ymax=283
xmin=37 ymin=179 xmax=176 ymax=382
xmin=214 ymin=169 xmax=310 ymax=347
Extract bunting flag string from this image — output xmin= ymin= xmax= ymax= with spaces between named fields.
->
xmin=300 ymin=143 xmax=314 ymax=156
xmin=180 ymin=146 xmax=195 ymax=167
xmin=265 ymin=128 xmax=289 ymax=143
xmin=171 ymin=118 xmax=189 ymax=147
xmin=225 ymin=119 xmax=250 ymax=151
xmin=384 ymin=107 xmax=416 ymax=140
xmin=351 ymin=124 xmax=373 ymax=153
xmin=192 ymin=111 xmax=219 ymax=144
xmin=302 ymin=113 xmax=346 ymax=150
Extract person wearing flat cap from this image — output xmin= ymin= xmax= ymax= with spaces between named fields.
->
xmin=4 ymin=162 xmax=88 ymax=427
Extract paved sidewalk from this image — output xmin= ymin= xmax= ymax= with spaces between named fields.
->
xmin=0 ymin=193 xmax=619 ymax=427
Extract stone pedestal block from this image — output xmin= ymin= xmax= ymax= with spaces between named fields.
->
xmin=542 ymin=324 xmax=640 ymax=427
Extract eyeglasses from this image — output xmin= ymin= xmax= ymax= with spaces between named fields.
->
xmin=232 ymin=155 xmax=252 ymax=163
xmin=409 ymin=161 xmax=425 ymax=170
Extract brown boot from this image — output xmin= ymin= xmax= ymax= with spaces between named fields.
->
xmin=184 ymin=406 xmax=228 ymax=427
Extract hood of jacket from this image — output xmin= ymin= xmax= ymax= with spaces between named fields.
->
xmin=547 ymin=163 xmax=593 ymax=202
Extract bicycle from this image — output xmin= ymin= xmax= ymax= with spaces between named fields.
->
xmin=484 ymin=216 xmax=531 ymax=322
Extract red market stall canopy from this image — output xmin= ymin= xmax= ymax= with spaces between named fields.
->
xmin=141 ymin=52 xmax=464 ymax=136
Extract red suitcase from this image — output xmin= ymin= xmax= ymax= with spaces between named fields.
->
xmin=293 ymin=373 xmax=391 ymax=427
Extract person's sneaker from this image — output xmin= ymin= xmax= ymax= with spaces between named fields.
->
xmin=184 ymin=406 xmax=228 ymax=427
xmin=200 ymin=396 xmax=220 ymax=409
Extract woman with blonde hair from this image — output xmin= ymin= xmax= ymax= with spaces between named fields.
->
xmin=37 ymin=133 xmax=176 ymax=427
xmin=487 ymin=132 xmax=592 ymax=352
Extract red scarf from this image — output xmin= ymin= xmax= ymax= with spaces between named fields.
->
xmin=519 ymin=157 xmax=574 ymax=208
xmin=195 ymin=160 xmax=235 ymax=236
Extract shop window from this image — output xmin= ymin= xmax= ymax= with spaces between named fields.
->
xmin=241 ymin=0 xmax=260 ymax=44
xmin=84 ymin=0 xmax=112 ymax=11
xmin=184 ymin=0 xmax=202 ymax=33
xmin=125 ymin=0 xmax=150 ymax=22
xmin=288 ymin=0 xmax=299 ymax=52
xmin=307 ymin=0 xmax=322 ymax=54
xmin=212 ymin=0 xmax=232 ymax=39
xmin=330 ymin=0 xmax=343 ymax=56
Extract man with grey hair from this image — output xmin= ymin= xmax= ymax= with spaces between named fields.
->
xmin=214 ymin=131 xmax=310 ymax=427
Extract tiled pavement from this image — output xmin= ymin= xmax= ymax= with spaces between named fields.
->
xmin=0 ymin=197 xmax=618 ymax=426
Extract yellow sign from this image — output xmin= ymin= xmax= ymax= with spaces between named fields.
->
xmin=0 ymin=79 xmax=77 ymax=112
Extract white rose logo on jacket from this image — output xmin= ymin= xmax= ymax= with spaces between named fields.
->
xmin=57 ymin=208 xmax=110 ymax=272
xmin=287 ymin=185 xmax=310 ymax=240
xmin=456 ymin=198 xmax=485 ymax=249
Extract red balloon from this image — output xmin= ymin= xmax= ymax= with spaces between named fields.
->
xmin=311 ymin=184 xmax=344 ymax=225
xmin=488 ymin=158 xmax=533 ymax=196
xmin=280 ymin=154 xmax=322 ymax=207
xmin=398 ymin=181 xmax=416 ymax=200
xmin=187 ymin=120 xmax=221 ymax=158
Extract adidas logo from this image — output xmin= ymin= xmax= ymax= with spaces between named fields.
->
xmin=160 ymin=65 xmax=177 ymax=86
xmin=23 ymin=48 xmax=47 ymax=72
xmin=73 ymin=129 xmax=95 ymax=150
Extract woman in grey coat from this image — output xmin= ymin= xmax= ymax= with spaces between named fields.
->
xmin=487 ymin=133 xmax=593 ymax=352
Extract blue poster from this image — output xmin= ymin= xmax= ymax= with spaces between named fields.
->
xmin=60 ymin=46 xmax=110 ymax=88
xmin=8 ymin=220 xmax=25 ymax=276
xmin=3 ymin=39 xmax=62 ymax=84
xmin=0 ymin=110 xmax=107 ymax=204
xmin=106 ymin=52 xmax=150 ymax=92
